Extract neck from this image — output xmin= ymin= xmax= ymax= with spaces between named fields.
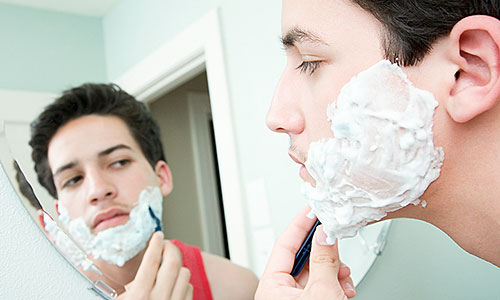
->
xmin=431 ymin=193 xmax=500 ymax=267
xmin=389 ymin=160 xmax=500 ymax=267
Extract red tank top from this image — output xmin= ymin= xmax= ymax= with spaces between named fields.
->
xmin=170 ymin=240 xmax=213 ymax=300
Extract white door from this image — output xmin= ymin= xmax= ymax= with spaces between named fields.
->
xmin=188 ymin=91 xmax=227 ymax=257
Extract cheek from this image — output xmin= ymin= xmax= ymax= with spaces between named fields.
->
xmin=303 ymin=70 xmax=348 ymax=139
xmin=310 ymin=65 xmax=355 ymax=104
xmin=119 ymin=168 xmax=159 ymax=197
xmin=58 ymin=198 xmax=84 ymax=221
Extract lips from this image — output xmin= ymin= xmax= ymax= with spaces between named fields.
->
xmin=289 ymin=151 xmax=316 ymax=185
xmin=288 ymin=151 xmax=305 ymax=165
xmin=93 ymin=208 xmax=129 ymax=232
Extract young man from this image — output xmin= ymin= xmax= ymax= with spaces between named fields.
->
xmin=256 ymin=0 xmax=500 ymax=299
xmin=29 ymin=83 xmax=258 ymax=300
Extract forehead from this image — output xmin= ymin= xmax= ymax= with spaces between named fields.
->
xmin=47 ymin=115 xmax=141 ymax=167
xmin=281 ymin=0 xmax=382 ymax=48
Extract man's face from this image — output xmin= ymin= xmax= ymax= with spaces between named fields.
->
xmin=267 ymin=0 xmax=387 ymax=184
xmin=48 ymin=115 xmax=167 ymax=233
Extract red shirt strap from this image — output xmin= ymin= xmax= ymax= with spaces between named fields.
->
xmin=170 ymin=239 xmax=213 ymax=300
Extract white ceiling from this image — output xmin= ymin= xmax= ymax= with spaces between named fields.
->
xmin=0 ymin=0 xmax=121 ymax=17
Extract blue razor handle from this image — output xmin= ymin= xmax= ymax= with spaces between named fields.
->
xmin=290 ymin=219 xmax=321 ymax=277
xmin=148 ymin=206 xmax=163 ymax=232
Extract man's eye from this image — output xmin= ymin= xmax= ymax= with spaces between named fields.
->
xmin=296 ymin=61 xmax=322 ymax=75
xmin=63 ymin=176 xmax=82 ymax=188
xmin=111 ymin=159 xmax=130 ymax=168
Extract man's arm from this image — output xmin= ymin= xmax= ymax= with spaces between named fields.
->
xmin=202 ymin=252 xmax=259 ymax=300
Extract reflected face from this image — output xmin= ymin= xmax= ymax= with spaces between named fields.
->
xmin=48 ymin=115 xmax=164 ymax=233
xmin=266 ymin=0 xmax=386 ymax=184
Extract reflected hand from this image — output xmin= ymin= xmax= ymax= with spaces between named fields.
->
xmin=118 ymin=231 xmax=193 ymax=300
xmin=255 ymin=206 xmax=356 ymax=300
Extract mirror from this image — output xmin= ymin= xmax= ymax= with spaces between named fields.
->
xmin=339 ymin=220 xmax=392 ymax=285
xmin=0 ymin=73 xmax=240 ymax=298
xmin=0 ymin=120 xmax=118 ymax=300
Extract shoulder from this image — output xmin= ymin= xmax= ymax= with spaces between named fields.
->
xmin=201 ymin=252 xmax=258 ymax=300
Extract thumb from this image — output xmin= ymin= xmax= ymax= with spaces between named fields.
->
xmin=305 ymin=225 xmax=345 ymax=298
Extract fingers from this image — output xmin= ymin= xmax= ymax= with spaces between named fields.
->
xmin=184 ymin=284 xmax=193 ymax=300
xmin=150 ymin=240 xmax=185 ymax=299
xmin=339 ymin=276 xmax=356 ymax=298
xmin=120 ymin=234 xmax=194 ymax=300
xmin=304 ymin=225 xmax=346 ymax=299
xmin=338 ymin=263 xmax=351 ymax=279
xmin=338 ymin=263 xmax=356 ymax=298
xmin=170 ymin=267 xmax=192 ymax=300
xmin=262 ymin=206 xmax=317 ymax=275
xmin=130 ymin=231 xmax=165 ymax=296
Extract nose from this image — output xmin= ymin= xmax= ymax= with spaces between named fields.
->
xmin=85 ymin=168 xmax=117 ymax=205
xmin=266 ymin=70 xmax=305 ymax=135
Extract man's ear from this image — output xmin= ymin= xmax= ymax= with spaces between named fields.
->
xmin=154 ymin=160 xmax=173 ymax=197
xmin=37 ymin=210 xmax=47 ymax=229
xmin=54 ymin=200 xmax=60 ymax=216
xmin=447 ymin=15 xmax=500 ymax=123
xmin=37 ymin=210 xmax=54 ymax=241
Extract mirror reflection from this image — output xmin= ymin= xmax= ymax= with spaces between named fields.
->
xmin=1 ymin=77 xmax=260 ymax=299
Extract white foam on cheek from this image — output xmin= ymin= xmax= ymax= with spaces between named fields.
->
xmin=57 ymin=186 xmax=163 ymax=267
xmin=303 ymin=60 xmax=444 ymax=244
xmin=43 ymin=212 xmax=98 ymax=272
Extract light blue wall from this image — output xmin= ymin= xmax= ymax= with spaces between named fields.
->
xmin=0 ymin=3 xmax=106 ymax=93
xmin=103 ymin=0 xmax=224 ymax=80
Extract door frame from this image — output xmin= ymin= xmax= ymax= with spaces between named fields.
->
xmin=114 ymin=9 xmax=250 ymax=267
xmin=188 ymin=91 xmax=226 ymax=257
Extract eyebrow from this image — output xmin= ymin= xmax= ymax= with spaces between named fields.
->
xmin=52 ymin=144 xmax=132 ymax=177
xmin=281 ymin=27 xmax=329 ymax=48
xmin=98 ymin=144 xmax=132 ymax=157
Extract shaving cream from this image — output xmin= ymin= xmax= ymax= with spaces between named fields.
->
xmin=303 ymin=60 xmax=444 ymax=244
xmin=43 ymin=212 xmax=100 ymax=273
xmin=57 ymin=186 xmax=163 ymax=267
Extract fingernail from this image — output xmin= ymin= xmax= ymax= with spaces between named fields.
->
xmin=345 ymin=282 xmax=354 ymax=291
xmin=315 ymin=225 xmax=330 ymax=246
xmin=345 ymin=282 xmax=356 ymax=296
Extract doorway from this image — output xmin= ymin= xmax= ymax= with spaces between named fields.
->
xmin=148 ymin=71 xmax=229 ymax=258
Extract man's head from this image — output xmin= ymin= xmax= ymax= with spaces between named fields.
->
xmin=268 ymin=0 xmax=500 ymax=220
xmin=30 ymin=83 xmax=166 ymax=198
xmin=30 ymin=83 xmax=172 ymax=232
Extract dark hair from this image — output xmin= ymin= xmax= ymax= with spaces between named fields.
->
xmin=29 ymin=83 xmax=166 ymax=198
xmin=350 ymin=0 xmax=500 ymax=66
